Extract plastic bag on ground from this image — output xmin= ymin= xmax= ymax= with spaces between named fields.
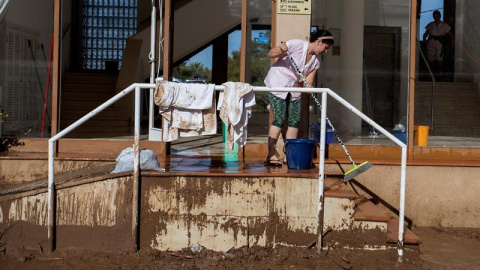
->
xmin=111 ymin=147 xmax=165 ymax=173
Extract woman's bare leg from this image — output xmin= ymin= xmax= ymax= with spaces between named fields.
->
xmin=267 ymin=125 xmax=282 ymax=164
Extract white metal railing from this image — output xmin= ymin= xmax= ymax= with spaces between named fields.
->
xmin=48 ymin=83 xmax=407 ymax=262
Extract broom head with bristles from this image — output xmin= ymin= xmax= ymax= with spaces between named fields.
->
xmin=344 ymin=161 xmax=373 ymax=182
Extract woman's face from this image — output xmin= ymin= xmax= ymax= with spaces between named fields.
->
xmin=315 ymin=41 xmax=331 ymax=55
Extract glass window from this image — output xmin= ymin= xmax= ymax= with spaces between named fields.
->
xmin=309 ymin=0 xmax=411 ymax=146
xmin=415 ymin=0 xmax=480 ymax=147
xmin=81 ymin=0 xmax=137 ymax=71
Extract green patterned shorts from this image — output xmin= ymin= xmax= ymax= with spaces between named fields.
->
xmin=268 ymin=92 xmax=301 ymax=128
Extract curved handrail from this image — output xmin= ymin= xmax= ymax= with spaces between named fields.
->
xmin=48 ymin=83 xmax=407 ymax=262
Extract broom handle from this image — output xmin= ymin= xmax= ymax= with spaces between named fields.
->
xmin=286 ymin=49 xmax=356 ymax=166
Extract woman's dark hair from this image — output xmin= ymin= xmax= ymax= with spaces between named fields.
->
xmin=310 ymin=29 xmax=335 ymax=45
xmin=433 ymin=10 xmax=441 ymax=18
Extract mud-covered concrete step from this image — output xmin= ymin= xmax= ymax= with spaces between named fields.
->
xmin=386 ymin=218 xmax=422 ymax=245
xmin=354 ymin=200 xmax=392 ymax=223
xmin=324 ymin=177 xmax=359 ymax=200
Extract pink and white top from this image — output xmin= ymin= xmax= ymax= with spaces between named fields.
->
xmin=264 ymin=39 xmax=321 ymax=100
xmin=425 ymin=21 xmax=451 ymax=38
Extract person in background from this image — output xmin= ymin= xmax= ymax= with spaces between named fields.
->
xmin=423 ymin=10 xmax=454 ymax=79
xmin=264 ymin=30 xmax=334 ymax=166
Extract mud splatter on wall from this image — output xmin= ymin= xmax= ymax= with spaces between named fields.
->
xmin=141 ymin=176 xmax=347 ymax=251
xmin=2 ymin=177 xmax=128 ymax=227
xmin=57 ymin=179 xmax=127 ymax=226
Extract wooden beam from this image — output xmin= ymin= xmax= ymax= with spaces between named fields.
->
xmin=160 ymin=0 xmax=173 ymax=156
xmin=163 ymin=0 xmax=173 ymax=82
xmin=408 ymin=0 xmax=417 ymax=160
xmin=237 ymin=0 xmax=248 ymax=161
xmin=52 ymin=0 xmax=61 ymax=137
xmin=240 ymin=0 xmax=247 ymax=83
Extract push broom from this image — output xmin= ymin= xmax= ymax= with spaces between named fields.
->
xmin=286 ymin=50 xmax=372 ymax=182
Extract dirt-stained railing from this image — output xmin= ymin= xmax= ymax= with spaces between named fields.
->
xmin=48 ymin=83 xmax=407 ymax=262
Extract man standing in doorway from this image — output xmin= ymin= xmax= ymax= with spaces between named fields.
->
xmin=423 ymin=10 xmax=454 ymax=81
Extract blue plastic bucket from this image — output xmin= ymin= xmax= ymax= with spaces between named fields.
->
xmin=394 ymin=131 xmax=407 ymax=144
xmin=284 ymin=139 xmax=315 ymax=169
xmin=311 ymin=124 xmax=333 ymax=144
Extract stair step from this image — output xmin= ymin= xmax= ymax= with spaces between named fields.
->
xmin=62 ymin=81 xmax=117 ymax=92
xmin=419 ymin=98 xmax=480 ymax=107
xmin=354 ymin=201 xmax=392 ymax=222
xmin=431 ymin=126 xmax=480 ymax=137
xmin=60 ymin=108 xmax=116 ymax=118
xmin=61 ymin=126 xmax=133 ymax=138
xmin=416 ymin=90 xmax=478 ymax=99
xmin=416 ymin=81 xmax=475 ymax=92
xmin=386 ymin=218 xmax=422 ymax=245
xmin=434 ymin=107 xmax=480 ymax=117
xmin=63 ymin=72 xmax=118 ymax=84
xmin=433 ymin=116 xmax=480 ymax=127
xmin=62 ymin=84 xmax=116 ymax=98
xmin=61 ymin=99 xmax=115 ymax=108
xmin=60 ymin=117 xmax=131 ymax=128
xmin=324 ymin=177 xmax=359 ymax=200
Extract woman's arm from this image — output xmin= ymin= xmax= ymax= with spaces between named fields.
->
xmin=423 ymin=29 xmax=430 ymax=41
xmin=304 ymin=69 xmax=317 ymax=87
xmin=268 ymin=42 xmax=288 ymax=58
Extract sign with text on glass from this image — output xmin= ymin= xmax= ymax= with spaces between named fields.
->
xmin=277 ymin=0 xmax=311 ymax=15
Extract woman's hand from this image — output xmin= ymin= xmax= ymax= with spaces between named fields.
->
xmin=279 ymin=42 xmax=288 ymax=54
xmin=268 ymin=41 xmax=288 ymax=58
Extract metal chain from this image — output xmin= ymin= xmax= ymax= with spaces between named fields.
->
xmin=286 ymin=50 xmax=356 ymax=166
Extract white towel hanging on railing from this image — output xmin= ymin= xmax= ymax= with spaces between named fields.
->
xmin=217 ymin=82 xmax=256 ymax=152
xmin=154 ymin=81 xmax=216 ymax=141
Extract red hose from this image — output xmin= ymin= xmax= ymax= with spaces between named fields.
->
xmin=41 ymin=33 xmax=54 ymax=138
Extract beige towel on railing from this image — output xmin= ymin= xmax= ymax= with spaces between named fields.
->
xmin=154 ymin=81 xmax=216 ymax=141
xmin=217 ymin=82 xmax=255 ymax=152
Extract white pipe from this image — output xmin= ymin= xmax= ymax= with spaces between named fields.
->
xmin=316 ymin=91 xmax=327 ymax=252
xmin=324 ymin=89 xmax=405 ymax=147
xmin=132 ymin=86 xmax=141 ymax=250
xmin=398 ymin=145 xmax=407 ymax=261
xmin=0 ymin=0 xmax=11 ymax=24
xmin=149 ymin=1 xmax=156 ymax=131
xmin=47 ymin=139 xmax=55 ymax=251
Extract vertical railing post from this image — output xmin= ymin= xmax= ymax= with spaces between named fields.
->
xmin=398 ymin=145 xmax=407 ymax=261
xmin=47 ymin=139 xmax=56 ymax=252
xmin=132 ymin=86 xmax=141 ymax=251
xmin=316 ymin=91 xmax=327 ymax=252
xmin=148 ymin=1 xmax=156 ymax=131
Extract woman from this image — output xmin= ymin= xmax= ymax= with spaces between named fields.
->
xmin=422 ymin=10 xmax=454 ymax=79
xmin=264 ymin=30 xmax=334 ymax=166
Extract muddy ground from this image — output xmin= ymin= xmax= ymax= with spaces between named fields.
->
xmin=1 ymin=226 xmax=479 ymax=270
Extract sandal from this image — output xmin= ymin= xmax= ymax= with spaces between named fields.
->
xmin=264 ymin=157 xmax=282 ymax=167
